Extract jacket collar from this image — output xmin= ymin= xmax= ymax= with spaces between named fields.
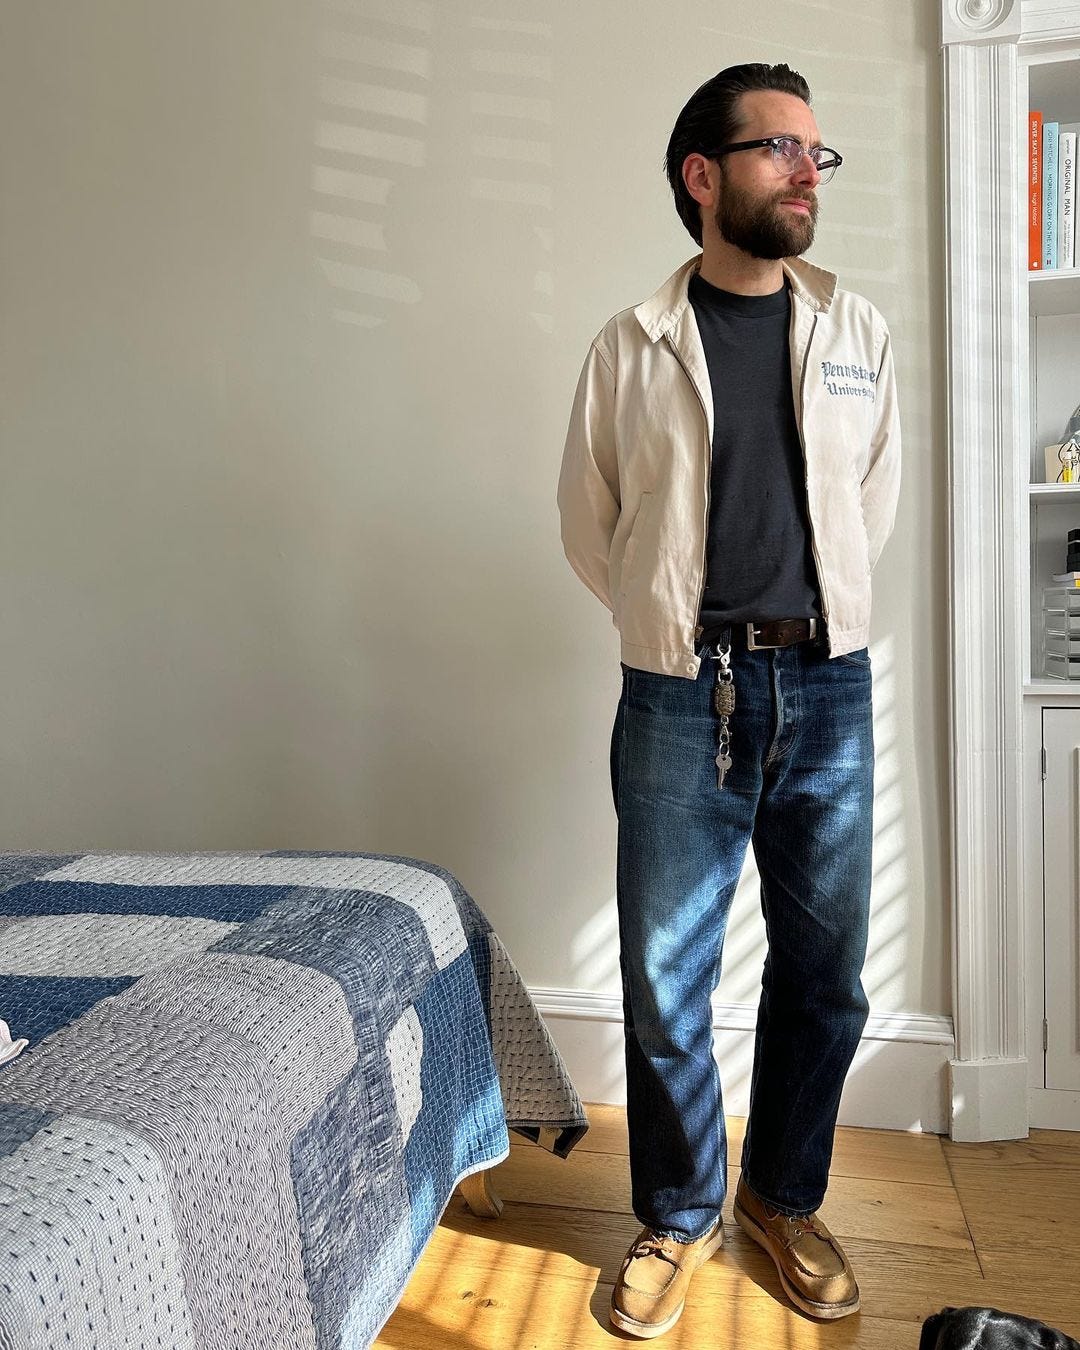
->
xmin=633 ymin=252 xmax=838 ymax=342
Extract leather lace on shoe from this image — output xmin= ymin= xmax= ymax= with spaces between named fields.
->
xmin=628 ymin=1232 xmax=683 ymax=1267
xmin=782 ymin=1211 xmax=826 ymax=1241
xmin=766 ymin=1209 xmax=843 ymax=1266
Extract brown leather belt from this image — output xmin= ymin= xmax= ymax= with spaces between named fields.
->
xmin=745 ymin=617 xmax=819 ymax=649
xmin=698 ymin=617 xmax=822 ymax=653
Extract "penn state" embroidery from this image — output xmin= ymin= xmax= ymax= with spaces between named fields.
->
xmin=821 ymin=360 xmax=876 ymax=400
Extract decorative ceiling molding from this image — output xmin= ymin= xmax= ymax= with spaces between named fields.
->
xmin=942 ymin=0 xmax=1020 ymax=44
xmin=1020 ymin=0 xmax=1080 ymax=40
xmin=943 ymin=0 xmax=1080 ymax=44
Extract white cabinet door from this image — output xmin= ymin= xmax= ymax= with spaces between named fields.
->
xmin=1043 ymin=708 xmax=1080 ymax=1091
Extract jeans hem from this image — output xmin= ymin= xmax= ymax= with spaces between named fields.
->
xmin=636 ymin=1214 xmax=722 ymax=1244
xmin=740 ymin=1175 xmax=818 ymax=1220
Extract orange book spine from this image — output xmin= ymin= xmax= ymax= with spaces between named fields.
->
xmin=1030 ymin=109 xmax=1043 ymax=271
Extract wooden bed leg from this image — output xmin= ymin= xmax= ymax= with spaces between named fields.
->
xmin=458 ymin=1168 xmax=504 ymax=1219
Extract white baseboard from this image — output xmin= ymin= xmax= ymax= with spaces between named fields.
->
xmin=949 ymin=1058 xmax=1030 ymax=1141
xmin=1029 ymin=1087 xmax=1080 ymax=1131
xmin=532 ymin=987 xmax=954 ymax=1135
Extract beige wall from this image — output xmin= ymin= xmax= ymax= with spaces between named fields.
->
xmin=0 ymin=1 xmax=948 ymax=1020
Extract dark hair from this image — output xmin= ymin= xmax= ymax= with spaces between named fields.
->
xmin=664 ymin=63 xmax=812 ymax=247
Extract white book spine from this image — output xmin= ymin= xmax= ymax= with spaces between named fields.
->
xmin=1061 ymin=129 xmax=1077 ymax=269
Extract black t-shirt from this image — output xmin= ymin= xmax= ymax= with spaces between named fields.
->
xmin=688 ymin=271 xmax=822 ymax=644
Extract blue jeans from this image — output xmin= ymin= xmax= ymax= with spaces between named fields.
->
xmin=610 ymin=636 xmax=874 ymax=1240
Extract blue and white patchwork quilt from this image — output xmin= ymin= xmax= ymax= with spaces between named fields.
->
xmin=0 ymin=851 xmax=589 ymax=1349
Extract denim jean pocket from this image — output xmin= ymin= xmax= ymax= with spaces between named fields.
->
xmin=835 ymin=646 xmax=871 ymax=667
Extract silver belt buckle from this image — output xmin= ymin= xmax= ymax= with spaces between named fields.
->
xmin=746 ymin=622 xmax=776 ymax=651
xmin=746 ymin=618 xmax=817 ymax=651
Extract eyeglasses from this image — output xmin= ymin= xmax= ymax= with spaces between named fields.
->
xmin=705 ymin=135 xmax=843 ymax=185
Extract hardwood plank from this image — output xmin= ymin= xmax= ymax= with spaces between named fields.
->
xmin=380 ymin=1230 xmax=949 ymax=1350
xmin=976 ymin=1248 xmax=1080 ymax=1337
xmin=943 ymin=1136 xmax=1080 ymax=1174
xmin=662 ymin=1302 xmax=948 ymax=1350
xmin=492 ymin=1148 xmax=972 ymax=1249
xmin=377 ymin=1258 xmax=612 ymax=1350
xmin=436 ymin=1197 xmax=985 ymax=1321
xmin=617 ymin=1280 xmax=940 ymax=1350
xmin=798 ymin=1172 xmax=971 ymax=1250
xmin=727 ymin=1116 xmax=952 ymax=1188
xmin=495 ymin=1141 xmax=631 ymax=1215
xmin=386 ymin=1213 xmax=1077 ymax=1350
xmin=943 ymin=1140 xmax=1080 ymax=1254
xmin=1030 ymin=1127 xmax=1080 ymax=1151
xmin=828 ymin=1126 xmax=950 ymax=1187
xmin=561 ymin=1102 xmax=628 ymax=1156
xmin=543 ymin=1105 xmax=951 ymax=1186
xmin=836 ymin=1236 xmax=986 ymax=1322
xmin=434 ymin=1199 xmax=632 ymax=1284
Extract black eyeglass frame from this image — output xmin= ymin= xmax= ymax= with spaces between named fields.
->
xmin=703 ymin=136 xmax=843 ymax=180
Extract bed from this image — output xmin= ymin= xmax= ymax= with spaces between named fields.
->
xmin=0 ymin=850 xmax=589 ymax=1349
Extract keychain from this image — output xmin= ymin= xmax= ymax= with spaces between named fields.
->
xmin=712 ymin=644 xmax=735 ymax=790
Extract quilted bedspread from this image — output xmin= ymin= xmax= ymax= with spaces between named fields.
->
xmin=0 ymin=850 xmax=589 ymax=1349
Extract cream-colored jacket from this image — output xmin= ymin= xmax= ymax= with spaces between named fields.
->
xmin=557 ymin=254 xmax=901 ymax=677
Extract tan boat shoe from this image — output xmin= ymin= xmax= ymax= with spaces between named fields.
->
xmin=733 ymin=1176 xmax=859 ymax=1319
xmin=609 ymin=1214 xmax=725 ymax=1339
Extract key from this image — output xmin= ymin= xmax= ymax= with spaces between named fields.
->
xmin=716 ymin=750 xmax=732 ymax=789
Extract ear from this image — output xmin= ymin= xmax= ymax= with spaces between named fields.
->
xmin=682 ymin=152 xmax=718 ymax=209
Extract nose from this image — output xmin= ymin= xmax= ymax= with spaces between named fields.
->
xmin=791 ymin=150 xmax=821 ymax=187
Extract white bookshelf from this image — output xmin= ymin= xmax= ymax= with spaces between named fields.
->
xmin=1029 ymin=266 xmax=1080 ymax=316
xmin=1025 ymin=58 xmax=1080 ymax=686
xmin=1025 ymin=44 xmax=1080 ymax=1122
xmin=1028 ymin=482 xmax=1080 ymax=500
xmin=944 ymin=1 xmax=1080 ymax=1138
xmin=1023 ymin=680 xmax=1080 ymax=695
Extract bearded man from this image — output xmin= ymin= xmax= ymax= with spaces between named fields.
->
xmin=557 ymin=62 xmax=901 ymax=1338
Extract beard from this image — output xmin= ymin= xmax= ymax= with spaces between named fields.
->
xmin=714 ymin=172 xmax=818 ymax=259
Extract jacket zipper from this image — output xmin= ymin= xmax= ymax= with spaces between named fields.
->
xmin=794 ymin=311 xmax=832 ymax=629
xmin=664 ymin=332 xmax=713 ymax=650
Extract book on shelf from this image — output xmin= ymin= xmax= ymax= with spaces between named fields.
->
xmin=1062 ymin=126 xmax=1077 ymax=270
xmin=1028 ymin=112 xmax=1080 ymax=271
xmin=1044 ymin=120 xmax=1059 ymax=269
xmin=1030 ymin=110 xmax=1043 ymax=270
xmin=1051 ymin=572 xmax=1080 ymax=585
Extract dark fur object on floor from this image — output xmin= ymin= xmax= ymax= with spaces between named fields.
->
xmin=920 ymin=1306 xmax=1080 ymax=1350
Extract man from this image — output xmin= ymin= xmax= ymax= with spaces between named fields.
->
xmin=557 ymin=63 xmax=900 ymax=1338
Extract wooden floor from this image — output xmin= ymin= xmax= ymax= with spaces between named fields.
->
xmin=377 ymin=1105 xmax=1080 ymax=1349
